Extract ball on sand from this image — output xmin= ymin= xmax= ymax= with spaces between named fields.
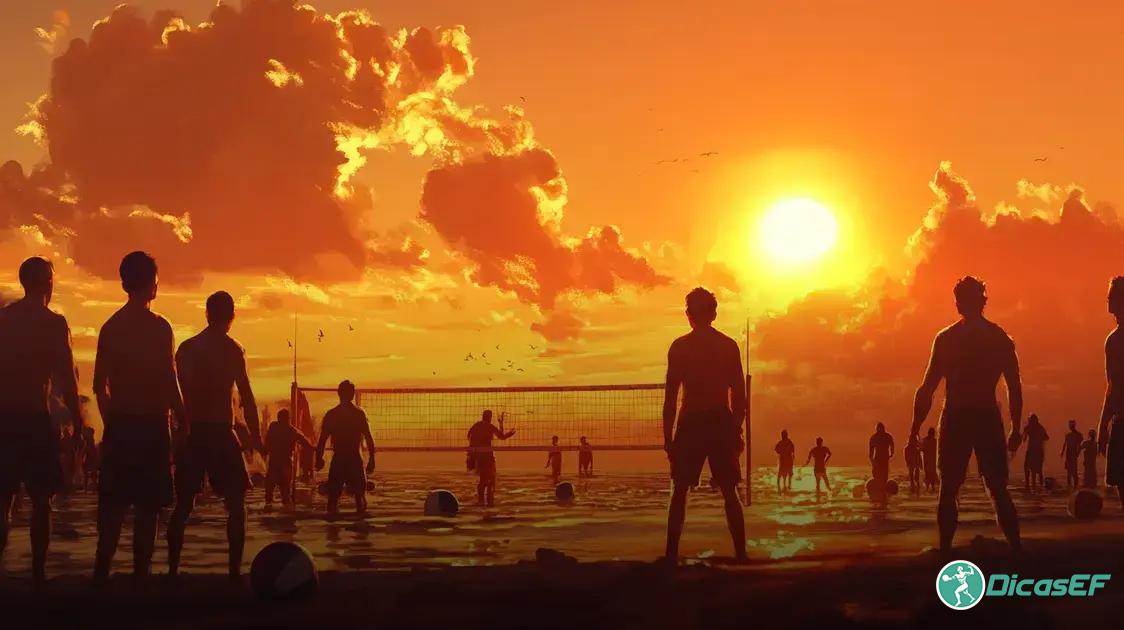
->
xmin=865 ymin=479 xmax=885 ymax=500
xmin=555 ymin=481 xmax=575 ymax=502
xmin=851 ymin=484 xmax=864 ymax=498
xmin=1068 ymin=488 xmax=1103 ymax=520
xmin=1043 ymin=477 xmax=1057 ymax=491
xmin=885 ymin=480 xmax=899 ymax=496
xmin=317 ymin=481 xmax=330 ymax=496
xmin=424 ymin=489 xmax=459 ymax=517
xmin=250 ymin=542 xmax=318 ymax=601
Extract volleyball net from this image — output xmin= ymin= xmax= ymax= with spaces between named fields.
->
xmin=292 ymin=383 xmax=666 ymax=452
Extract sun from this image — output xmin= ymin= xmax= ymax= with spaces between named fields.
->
xmin=757 ymin=197 xmax=839 ymax=265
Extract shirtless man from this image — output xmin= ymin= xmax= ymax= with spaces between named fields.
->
xmin=467 ymin=410 xmax=515 ymax=506
xmin=921 ymin=427 xmax=939 ymax=491
xmin=263 ymin=409 xmax=313 ymax=506
xmin=1021 ymin=413 xmax=1048 ymax=491
xmin=804 ymin=437 xmax=832 ymax=495
xmin=93 ymin=251 xmax=185 ymax=584
xmin=1060 ymin=419 xmax=1082 ymax=489
xmin=904 ymin=434 xmax=922 ymax=493
xmin=868 ymin=422 xmax=895 ymax=487
xmin=662 ymin=287 xmax=746 ymax=564
xmin=168 ymin=291 xmax=261 ymax=579
xmin=0 ymin=257 xmax=83 ymax=587
xmin=545 ymin=435 xmax=562 ymax=484
xmin=578 ymin=436 xmax=594 ymax=477
xmin=910 ymin=276 xmax=1022 ymax=553
xmin=1098 ymin=276 xmax=1124 ymax=507
xmin=315 ymin=381 xmax=375 ymax=514
xmin=774 ymin=430 xmax=795 ymax=492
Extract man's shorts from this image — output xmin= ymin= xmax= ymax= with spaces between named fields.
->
xmin=671 ymin=408 xmax=741 ymax=488
xmin=475 ymin=452 xmax=497 ymax=483
xmin=937 ymin=406 xmax=1008 ymax=491
xmin=99 ymin=413 xmax=173 ymax=510
xmin=174 ymin=423 xmax=251 ymax=501
xmin=0 ymin=415 xmax=62 ymax=499
xmin=327 ymin=453 xmax=366 ymax=495
xmin=778 ymin=461 xmax=793 ymax=477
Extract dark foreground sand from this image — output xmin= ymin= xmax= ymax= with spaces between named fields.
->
xmin=2 ymin=534 xmax=1121 ymax=629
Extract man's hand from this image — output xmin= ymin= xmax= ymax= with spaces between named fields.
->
xmin=315 ymin=456 xmax=325 ymax=471
xmin=1006 ymin=428 xmax=1022 ymax=452
xmin=366 ymin=458 xmax=376 ymax=475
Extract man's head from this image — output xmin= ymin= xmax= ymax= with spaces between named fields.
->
xmin=953 ymin=276 xmax=987 ymax=317
xmin=815 ymin=437 xmax=823 ymax=446
xmin=684 ymin=287 xmax=718 ymax=328
xmin=18 ymin=256 xmax=54 ymax=303
xmin=205 ymin=290 xmax=236 ymax=331
xmin=927 ymin=427 xmax=936 ymax=437
xmin=1088 ymin=429 xmax=1097 ymax=439
xmin=781 ymin=429 xmax=788 ymax=439
xmin=580 ymin=436 xmax=587 ymax=445
xmin=119 ymin=251 xmax=158 ymax=300
xmin=337 ymin=379 xmax=356 ymax=403
xmin=551 ymin=435 xmax=559 ymax=445
xmin=1107 ymin=276 xmax=1124 ymax=320
xmin=1069 ymin=419 xmax=1077 ymax=430
xmin=277 ymin=408 xmax=292 ymax=425
xmin=875 ymin=422 xmax=885 ymax=433
xmin=482 ymin=409 xmax=493 ymax=424
xmin=1028 ymin=413 xmax=1039 ymax=425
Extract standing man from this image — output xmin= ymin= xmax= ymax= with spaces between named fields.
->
xmin=868 ymin=422 xmax=895 ymax=488
xmin=93 ymin=251 xmax=185 ymax=585
xmin=904 ymin=434 xmax=923 ymax=494
xmin=662 ymin=287 xmax=747 ymax=564
xmin=910 ymin=276 xmax=1022 ymax=554
xmin=315 ymin=380 xmax=375 ymax=515
xmin=263 ymin=408 xmax=313 ymax=506
xmin=578 ymin=436 xmax=594 ymax=477
xmin=0 ymin=257 xmax=83 ymax=587
xmin=921 ymin=427 xmax=939 ymax=492
xmin=1098 ymin=277 xmax=1124 ymax=508
xmin=168 ymin=291 xmax=261 ymax=580
xmin=466 ymin=410 xmax=515 ymax=506
xmin=1021 ymin=414 xmax=1049 ymax=491
xmin=1060 ymin=419 xmax=1082 ymax=489
xmin=804 ymin=437 xmax=832 ymax=496
xmin=774 ymin=430 xmax=795 ymax=492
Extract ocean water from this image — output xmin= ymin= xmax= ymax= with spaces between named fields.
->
xmin=2 ymin=464 xmax=1121 ymax=577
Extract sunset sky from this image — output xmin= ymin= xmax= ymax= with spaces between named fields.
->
xmin=4 ymin=1 xmax=1124 ymax=462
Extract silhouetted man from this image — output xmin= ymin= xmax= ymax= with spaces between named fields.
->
xmin=804 ymin=437 xmax=832 ymax=495
xmin=546 ymin=435 xmax=562 ymax=484
xmin=868 ymin=422 xmax=895 ymax=486
xmin=93 ymin=251 xmax=185 ymax=585
xmin=264 ymin=409 xmax=313 ymax=506
xmin=1082 ymin=429 xmax=1099 ymax=489
xmin=578 ymin=436 xmax=594 ymax=477
xmin=467 ymin=410 xmax=515 ymax=506
xmin=0 ymin=257 xmax=83 ymax=587
xmin=905 ymin=434 xmax=922 ymax=493
xmin=774 ymin=430 xmax=795 ymax=492
xmin=662 ymin=287 xmax=746 ymax=564
xmin=1021 ymin=413 xmax=1048 ymax=491
xmin=1098 ymin=276 xmax=1124 ymax=507
xmin=921 ymin=427 xmax=939 ymax=491
xmin=315 ymin=380 xmax=375 ymax=514
xmin=1060 ymin=419 xmax=1082 ymax=489
xmin=910 ymin=276 xmax=1021 ymax=553
xmin=168 ymin=291 xmax=261 ymax=580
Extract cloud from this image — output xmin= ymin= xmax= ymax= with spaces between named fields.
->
xmin=753 ymin=161 xmax=1124 ymax=456
xmin=34 ymin=10 xmax=70 ymax=55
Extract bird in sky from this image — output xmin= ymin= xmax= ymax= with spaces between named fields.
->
xmin=317 ymin=329 xmax=324 ymax=342
xmin=699 ymin=151 xmax=719 ymax=157
xmin=348 ymin=323 xmax=355 ymax=332
xmin=1034 ymin=157 xmax=1048 ymax=162
xmin=529 ymin=344 xmax=538 ymax=350
xmin=465 ymin=353 xmax=475 ymax=361
xmin=287 ymin=340 xmax=292 ymax=348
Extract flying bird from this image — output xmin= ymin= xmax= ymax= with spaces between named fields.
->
xmin=348 ymin=324 xmax=355 ymax=332
xmin=699 ymin=151 xmax=719 ymax=158
xmin=317 ymin=329 xmax=324 ymax=342
xmin=516 ymin=368 xmax=525 ymax=372
xmin=495 ymin=344 xmax=501 ymax=350
xmin=1034 ymin=157 xmax=1048 ymax=162
xmin=529 ymin=344 xmax=538 ymax=350
xmin=287 ymin=340 xmax=292 ymax=348
xmin=519 ymin=96 xmax=526 ymax=103
xmin=464 ymin=353 xmax=475 ymax=361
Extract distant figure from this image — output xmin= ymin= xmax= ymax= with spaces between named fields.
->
xmin=1081 ymin=429 xmax=1099 ymax=489
xmin=0 ymin=257 xmax=83 ymax=587
xmin=264 ymin=409 xmax=313 ymax=506
xmin=578 ymin=436 xmax=594 ymax=477
xmin=904 ymin=434 xmax=922 ymax=493
xmin=910 ymin=276 xmax=1022 ymax=553
xmin=546 ymin=435 xmax=562 ymax=484
xmin=774 ymin=430 xmax=795 ymax=492
xmin=804 ymin=437 xmax=832 ymax=495
xmin=1021 ymin=413 xmax=1049 ymax=490
xmin=93 ymin=251 xmax=186 ymax=585
xmin=662 ymin=288 xmax=747 ymax=564
xmin=315 ymin=380 xmax=376 ymax=514
xmin=1060 ymin=419 xmax=1082 ymax=489
xmin=868 ymin=422 xmax=895 ymax=485
xmin=466 ymin=410 xmax=515 ymax=506
xmin=1098 ymin=276 xmax=1124 ymax=507
xmin=922 ymin=427 xmax=939 ymax=491
xmin=81 ymin=426 xmax=100 ymax=492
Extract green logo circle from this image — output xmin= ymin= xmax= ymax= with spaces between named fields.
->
xmin=936 ymin=560 xmax=986 ymax=610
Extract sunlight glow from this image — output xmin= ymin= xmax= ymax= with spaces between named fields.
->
xmin=757 ymin=197 xmax=839 ymax=265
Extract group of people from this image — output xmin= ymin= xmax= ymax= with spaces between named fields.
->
xmin=0 ymin=253 xmax=377 ymax=587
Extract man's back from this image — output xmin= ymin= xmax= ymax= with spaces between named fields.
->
xmin=776 ymin=439 xmax=794 ymax=462
xmin=467 ymin=421 xmax=499 ymax=447
xmin=667 ymin=326 xmax=744 ymax=414
xmin=870 ymin=432 xmax=893 ymax=459
xmin=96 ymin=304 xmax=175 ymax=415
xmin=1064 ymin=430 xmax=1083 ymax=461
xmin=323 ymin=403 xmax=368 ymax=455
xmin=0 ymin=299 xmax=74 ymax=418
xmin=932 ymin=318 xmax=1017 ymax=410
xmin=810 ymin=446 xmax=830 ymax=468
xmin=176 ymin=329 xmax=245 ymax=425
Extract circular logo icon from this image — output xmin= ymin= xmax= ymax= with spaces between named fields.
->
xmin=936 ymin=560 xmax=986 ymax=610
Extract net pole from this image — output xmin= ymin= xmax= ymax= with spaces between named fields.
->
xmin=744 ymin=315 xmax=752 ymax=507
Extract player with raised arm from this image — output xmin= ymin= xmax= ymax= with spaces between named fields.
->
xmin=467 ymin=410 xmax=515 ymax=506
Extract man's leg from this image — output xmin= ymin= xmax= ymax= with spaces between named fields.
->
xmin=29 ymin=494 xmax=51 ymax=584
xmin=719 ymin=484 xmax=747 ymax=560
xmin=822 ymin=471 xmax=831 ymax=491
xmin=225 ymin=494 xmax=247 ymax=577
xmin=937 ymin=473 xmax=962 ymax=553
xmin=93 ymin=504 xmax=125 ymax=584
xmin=264 ymin=474 xmax=275 ymax=505
xmin=133 ymin=509 xmax=159 ymax=580
xmin=664 ymin=482 xmax=688 ymax=561
xmin=167 ymin=494 xmax=195 ymax=578
xmin=476 ymin=477 xmax=485 ymax=504
xmin=0 ymin=493 xmax=14 ymax=564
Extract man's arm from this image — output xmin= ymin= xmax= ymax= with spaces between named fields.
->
xmin=662 ymin=344 xmax=682 ymax=453
xmin=803 ymin=450 xmax=813 ymax=467
xmin=1003 ymin=339 xmax=1023 ymax=448
xmin=163 ymin=324 xmax=187 ymax=435
xmin=868 ymin=437 xmax=875 ymax=462
xmin=911 ymin=336 xmax=945 ymax=440
xmin=1099 ymin=338 xmax=1116 ymax=454
xmin=362 ymin=415 xmax=376 ymax=473
xmin=889 ymin=436 xmax=895 ymax=458
xmin=824 ymin=448 xmax=832 ymax=465
xmin=728 ymin=341 xmax=746 ymax=423
xmin=53 ymin=318 xmax=84 ymax=439
xmin=92 ymin=326 xmax=111 ymax=422
xmin=315 ymin=416 xmax=331 ymax=468
xmin=234 ymin=348 xmax=261 ymax=451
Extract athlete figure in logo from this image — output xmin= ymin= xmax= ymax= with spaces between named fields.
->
xmin=1098 ymin=276 xmax=1124 ymax=507
xmin=910 ymin=277 xmax=1022 ymax=553
xmin=941 ymin=564 xmax=977 ymax=607
xmin=1059 ymin=419 xmax=1082 ymax=489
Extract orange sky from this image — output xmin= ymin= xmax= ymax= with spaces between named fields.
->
xmin=3 ymin=1 xmax=1124 ymax=462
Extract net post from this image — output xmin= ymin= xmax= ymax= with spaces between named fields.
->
xmin=290 ymin=380 xmax=298 ymax=489
xmin=745 ymin=373 xmax=752 ymax=506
